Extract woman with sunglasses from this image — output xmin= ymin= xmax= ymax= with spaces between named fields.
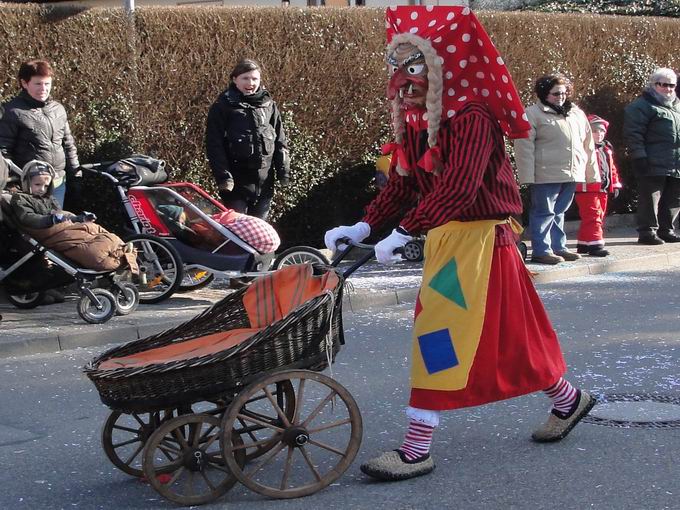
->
xmin=623 ymin=68 xmax=680 ymax=245
xmin=515 ymin=73 xmax=599 ymax=264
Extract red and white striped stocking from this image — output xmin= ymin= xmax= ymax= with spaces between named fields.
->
xmin=543 ymin=377 xmax=579 ymax=417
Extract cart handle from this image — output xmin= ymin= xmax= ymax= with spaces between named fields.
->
xmin=331 ymin=238 xmax=404 ymax=279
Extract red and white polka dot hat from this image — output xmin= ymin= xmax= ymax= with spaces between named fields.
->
xmin=386 ymin=6 xmax=530 ymax=140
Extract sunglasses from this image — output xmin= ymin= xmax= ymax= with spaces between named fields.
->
xmin=549 ymin=91 xmax=567 ymax=97
xmin=656 ymin=82 xmax=677 ymax=89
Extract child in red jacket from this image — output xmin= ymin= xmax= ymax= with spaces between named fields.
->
xmin=575 ymin=115 xmax=622 ymax=257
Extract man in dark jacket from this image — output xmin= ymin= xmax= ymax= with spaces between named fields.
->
xmin=205 ymin=59 xmax=290 ymax=220
xmin=624 ymin=67 xmax=680 ymax=245
xmin=0 ymin=59 xmax=80 ymax=209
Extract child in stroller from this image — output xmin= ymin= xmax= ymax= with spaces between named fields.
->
xmin=156 ymin=203 xmax=280 ymax=254
xmin=0 ymin=159 xmax=140 ymax=323
xmin=10 ymin=160 xmax=138 ymax=274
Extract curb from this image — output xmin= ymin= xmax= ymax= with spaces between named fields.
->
xmin=0 ymin=320 xmax=186 ymax=359
xmin=0 ymin=291 xmax=419 ymax=360
xmin=0 ymin=245 xmax=674 ymax=359
xmin=532 ymin=250 xmax=680 ymax=283
xmin=0 ymin=214 xmax=662 ymax=360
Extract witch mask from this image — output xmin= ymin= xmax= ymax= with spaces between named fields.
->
xmin=387 ymin=43 xmax=429 ymax=111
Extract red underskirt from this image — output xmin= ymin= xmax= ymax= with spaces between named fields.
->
xmin=410 ymin=244 xmax=566 ymax=410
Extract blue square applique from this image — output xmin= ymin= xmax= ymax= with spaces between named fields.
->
xmin=417 ymin=329 xmax=459 ymax=374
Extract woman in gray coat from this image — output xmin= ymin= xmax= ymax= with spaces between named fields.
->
xmin=623 ymin=68 xmax=680 ymax=245
xmin=515 ymin=74 xmax=598 ymax=264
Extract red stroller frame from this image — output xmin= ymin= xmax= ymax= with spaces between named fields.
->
xmin=82 ymin=159 xmax=329 ymax=304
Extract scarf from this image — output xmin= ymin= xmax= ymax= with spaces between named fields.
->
xmin=643 ymin=87 xmax=677 ymax=108
xmin=228 ymin=83 xmax=270 ymax=107
xmin=540 ymin=99 xmax=573 ymax=117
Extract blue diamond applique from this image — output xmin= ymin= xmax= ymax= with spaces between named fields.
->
xmin=417 ymin=328 xmax=459 ymax=374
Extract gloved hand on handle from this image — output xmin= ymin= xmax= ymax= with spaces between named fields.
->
xmin=324 ymin=221 xmax=371 ymax=253
xmin=375 ymin=228 xmax=413 ymax=265
xmin=51 ymin=213 xmax=66 ymax=225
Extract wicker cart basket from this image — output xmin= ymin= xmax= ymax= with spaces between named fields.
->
xmin=84 ymin=264 xmax=345 ymax=413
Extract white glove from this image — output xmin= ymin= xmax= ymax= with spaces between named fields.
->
xmin=375 ymin=228 xmax=412 ymax=265
xmin=324 ymin=221 xmax=371 ymax=253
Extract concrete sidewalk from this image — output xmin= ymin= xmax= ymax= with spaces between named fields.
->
xmin=2 ymin=214 xmax=679 ymax=359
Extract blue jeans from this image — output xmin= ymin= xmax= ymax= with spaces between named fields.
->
xmin=529 ymin=182 xmax=576 ymax=257
xmin=52 ymin=182 xmax=66 ymax=208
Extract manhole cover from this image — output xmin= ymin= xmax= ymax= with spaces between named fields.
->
xmin=584 ymin=393 xmax=680 ymax=429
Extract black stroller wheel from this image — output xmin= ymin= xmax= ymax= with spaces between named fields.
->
xmin=114 ymin=282 xmax=139 ymax=316
xmin=402 ymin=240 xmax=425 ymax=262
xmin=272 ymin=246 xmax=330 ymax=270
xmin=6 ymin=291 xmax=45 ymax=309
xmin=78 ymin=288 xmax=116 ymax=324
xmin=125 ymin=234 xmax=184 ymax=304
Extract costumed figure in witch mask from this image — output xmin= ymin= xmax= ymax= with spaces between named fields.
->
xmin=324 ymin=6 xmax=596 ymax=482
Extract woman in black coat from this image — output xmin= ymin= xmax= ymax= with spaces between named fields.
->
xmin=0 ymin=59 xmax=80 ymax=209
xmin=205 ymin=59 xmax=290 ymax=220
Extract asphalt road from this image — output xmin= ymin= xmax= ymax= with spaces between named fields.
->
xmin=1 ymin=269 xmax=679 ymax=510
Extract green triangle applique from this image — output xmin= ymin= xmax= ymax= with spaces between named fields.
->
xmin=429 ymin=258 xmax=467 ymax=310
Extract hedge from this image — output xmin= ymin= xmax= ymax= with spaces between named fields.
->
xmin=525 ymin=0 xmax=680 ymax=17
xmin=1 ymin=6 xmax=679 ymax=245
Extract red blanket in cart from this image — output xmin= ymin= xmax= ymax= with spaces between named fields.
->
xmin=99 ymin=264 xmax=339 ymax=369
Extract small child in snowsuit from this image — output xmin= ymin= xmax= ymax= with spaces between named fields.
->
xmin=157 ymin=204 xmax=280 ymax=254
xmin=10 ymin=160 xmax=137 ymax=273
xmin=575 ymin=115 xmax=622 ymax=257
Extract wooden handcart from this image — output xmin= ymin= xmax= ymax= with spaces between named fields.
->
xmin=84 ymin=260 xmax=367 ymax=506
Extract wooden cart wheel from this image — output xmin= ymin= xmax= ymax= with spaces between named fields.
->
xmin=142 ymin=413 xmax=243 ymax=506
xmin=221 ymin=370 xmax=362 ymax=499
xmin=102 ymin=409 xmax=177 ymax=477
xmin=235 ymin=379 xmax=296 ymax=462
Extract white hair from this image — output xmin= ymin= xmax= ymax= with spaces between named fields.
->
xmin=648 ymin=67 xmax=677 ymax=88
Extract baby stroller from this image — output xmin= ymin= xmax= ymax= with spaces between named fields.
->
xmin=80 ymin=156 xmax=330 ymax=304
xmin=84 ymin=245 xmax=373 ymax=505
xmin=0 ymin=184 xmax=139 ymax=324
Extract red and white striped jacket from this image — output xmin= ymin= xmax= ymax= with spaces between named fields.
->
xmin=363 ymin=102 xmax=522 ymax=237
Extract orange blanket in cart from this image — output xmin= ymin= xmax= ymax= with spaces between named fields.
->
xmin=99 ymin=264 xmax=339 ymax=370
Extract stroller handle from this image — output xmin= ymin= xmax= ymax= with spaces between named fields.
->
xmin=331 ymin=238 xmax=404 ymax=279
xmin=3 ymin=157 xmax=23 ymax=177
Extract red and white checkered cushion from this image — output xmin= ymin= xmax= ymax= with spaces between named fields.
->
xmin=224 ymin=215 xmax=280 ymax=253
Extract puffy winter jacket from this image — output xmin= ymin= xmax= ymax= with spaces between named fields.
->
xmin=623 ymin=92 xmax=680 ymax=177
xmin=515 ymin=102 xmax=599 ymax=185
xmin=10 ymin=191 xmax=62 ymax=229
xmin=10 ymin=168 xmax=134 ymax=273
xmin=576 ymin=141 xmax=622 ymax=193
xmin=0 ymin=90 xmax=80 ymax=188
xmin=205 ymin=85 xmax=290 ymax=200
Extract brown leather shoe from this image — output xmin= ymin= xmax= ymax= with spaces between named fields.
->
xmin=530 ymin=254 xmax=564 ymax=265
xmin=554 ymin=250 xmax=581 ymax=261
xmin=531 ymin=391 xmax=596 ymax=443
